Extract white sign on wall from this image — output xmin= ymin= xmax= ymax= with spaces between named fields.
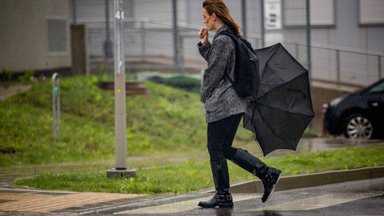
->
xmin=264 ymin=0 xmax=282 ymax=29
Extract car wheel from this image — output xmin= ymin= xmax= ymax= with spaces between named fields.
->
xmin=343 ymin=114 xmax=373 ymax=139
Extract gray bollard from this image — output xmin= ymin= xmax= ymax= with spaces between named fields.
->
xmin=52 ymin=73 xmax=60 ymax=144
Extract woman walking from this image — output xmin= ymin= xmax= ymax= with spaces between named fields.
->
xmin=197 ymin=0 xmax=281 ymax=208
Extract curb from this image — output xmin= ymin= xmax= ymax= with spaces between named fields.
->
xmin=229 ymin=166 xmax=384 ymax=193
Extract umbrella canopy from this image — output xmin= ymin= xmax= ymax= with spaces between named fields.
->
xmin=243 ymin=43 xmax=314 ymax=156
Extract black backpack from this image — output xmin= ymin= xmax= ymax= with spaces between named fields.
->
xmin=218 ymin=30 xmax=259 ymax=102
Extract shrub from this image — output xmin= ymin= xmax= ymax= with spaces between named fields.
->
xmin=148 ymin=75 xmax=201 ymax=93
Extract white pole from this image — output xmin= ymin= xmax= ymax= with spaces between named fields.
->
xmin=107 ymin=0 xmax=136 ymax=178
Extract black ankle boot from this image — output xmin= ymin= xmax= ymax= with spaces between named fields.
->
xmin=198 ymin=192 xmax=233 ymax=208
xmin=261 ymin=167 xmax=281 ymax=203
xmin=198 ymin=159 xmax=233 ymax=208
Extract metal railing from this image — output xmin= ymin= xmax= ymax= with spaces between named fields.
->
xmin=74 ymin=17 xmax=383 ymax=86
xmin=280 ymin=39 xmax=384 ymax=86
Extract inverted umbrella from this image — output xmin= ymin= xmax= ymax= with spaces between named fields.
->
xmin=243 ymin=43 xmax=314 ymax=156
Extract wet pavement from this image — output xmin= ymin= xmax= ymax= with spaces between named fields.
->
xmin=1 ymin=178 xmax=382 ymax=215
xmin=105 ymin=178 xmax=384 ymax=216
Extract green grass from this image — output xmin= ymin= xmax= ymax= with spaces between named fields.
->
xmin=0 ymin=102 xmax=114 ymax=166
xmin=15 ymin=146 xmax=384 ymax=194
xmin=0 ymin=75 xmax=254 ymax=166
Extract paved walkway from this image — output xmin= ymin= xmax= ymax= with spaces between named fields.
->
xmin=0 ymin=191 xmax=142 ymax=213
xmin=121 ymin=178 xmax=383 ymax=216
xmin=0 ymin=178 xmax=383 ymax=215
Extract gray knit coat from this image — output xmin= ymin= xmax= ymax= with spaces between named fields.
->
xmin=198 ymin=25 xmax=247 ymax=123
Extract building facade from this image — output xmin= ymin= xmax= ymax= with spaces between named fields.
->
xmin=1 ymin=0 xmax=382 ymax=86
xmin=0 ymin=0 xmax=71 ymax=74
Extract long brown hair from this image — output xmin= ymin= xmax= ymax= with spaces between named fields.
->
xmin=202 ymin=0 xmax=242 ymax=37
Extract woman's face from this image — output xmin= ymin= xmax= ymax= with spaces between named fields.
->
xmin=202 ymin=8 xmax=214 ymax=30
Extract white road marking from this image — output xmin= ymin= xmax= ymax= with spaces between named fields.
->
xmin=115 ymin=194 xmax=261 ymax=214
xmin=250 ymin=192 xmax=377 ymax=211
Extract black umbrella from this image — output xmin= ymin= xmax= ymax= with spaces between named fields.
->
xmin=243 ymin=43 xmax=314 ymax=156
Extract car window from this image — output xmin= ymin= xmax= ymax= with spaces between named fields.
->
xmin=369 ymin=82 xmax=384 ymax=93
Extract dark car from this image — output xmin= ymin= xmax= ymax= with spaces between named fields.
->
xmin=323 ymin=79 xmax=384 ymax=139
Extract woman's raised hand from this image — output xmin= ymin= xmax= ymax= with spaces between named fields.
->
xmin=199 ymin=27 xmax=209 ymax=45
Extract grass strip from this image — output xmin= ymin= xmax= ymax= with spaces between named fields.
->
xmin=16 ymin=146 xmax=384 ymax=194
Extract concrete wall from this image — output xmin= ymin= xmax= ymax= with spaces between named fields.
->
xmin=310 ymin=0 xmax=384 ymax=51
xmin=0 ymin=0 xmax=71 ymax=72
xmin=309 ymin=0 xmax=384 ymax=85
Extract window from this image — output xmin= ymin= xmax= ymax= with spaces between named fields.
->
xmin=283 ymin=0 xmax=335 ymax=27
xmin=369 ymin=81 xmax=384 ymax=93
xmin=359 ymin=0 xmax=384 ymax=25
xmin=47 ymin=19 xmax=68 ymax=52
xmin=283 ymin=0 xmax=306 ymax=26
xmin=310 ymin=0 xmax=334 ymax=26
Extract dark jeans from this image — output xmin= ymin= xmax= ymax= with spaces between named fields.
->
xmin=207 ymin=113 xmax=243 ymax=161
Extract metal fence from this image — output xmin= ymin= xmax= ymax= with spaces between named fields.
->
xmin=79 ymin=18 xmax=201 ymax=73
xmin=79 ymin=17 xmax=383 ymax=86
xmin=281 ymin=39 xmax=384 ymax=86
xmin=70 ymin=0 xmax=383 ymax=87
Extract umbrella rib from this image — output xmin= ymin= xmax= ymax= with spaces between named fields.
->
xmin=256 ymin=102 xmax=314 ymax=118
xmin=259 ymin=46 xmax=279 ymax=81
xmin=254 ymin=104 xmax=297 ymax=150
xmin=258 ymin=72 xmax=309 ymax=100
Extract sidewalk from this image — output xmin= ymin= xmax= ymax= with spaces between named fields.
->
xmin=112 ymin=178 xmax=384 ymax=216
xmin=0 ymin=190 xmax=143 ymax=213
xmin=0 ymin=166 xmax=383 ymax=215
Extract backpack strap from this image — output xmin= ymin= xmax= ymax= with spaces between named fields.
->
xmin=218 ymin=30 xmax=256 ymax=54
xmin=216 ymin=30 xmax=239 ymax=85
